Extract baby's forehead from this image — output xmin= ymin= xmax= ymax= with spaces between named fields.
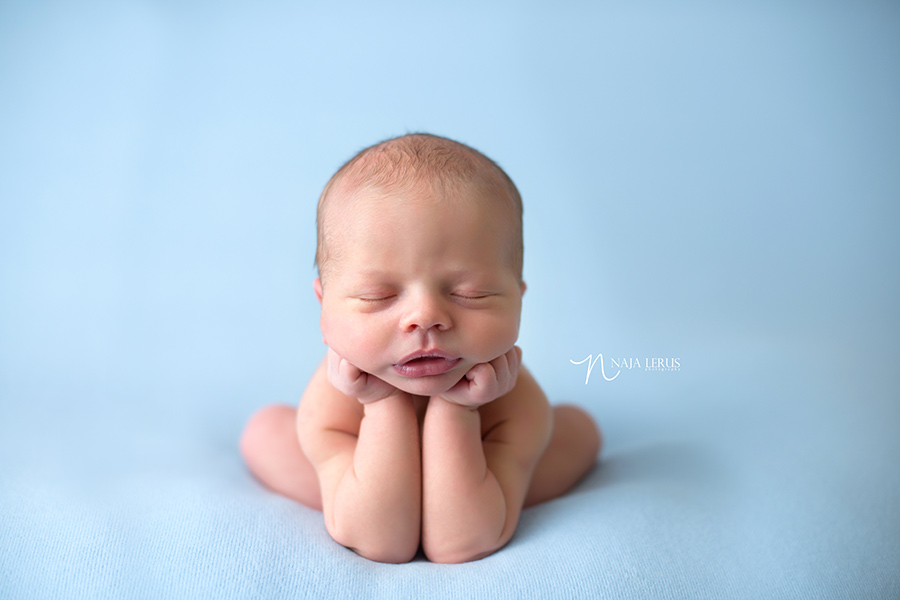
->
xmin=325 ymin=192 xmax=518 ymax=278
xmin=317 ymin=134 xmax=524 ymax=279
xmin=325 ymin=178 xmax=513 ymax=227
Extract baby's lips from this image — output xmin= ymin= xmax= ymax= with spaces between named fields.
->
xmin=393 ymin=352 xmax=462 ymax=378
xmin=395 ymin=348 xmax=459 ymax=366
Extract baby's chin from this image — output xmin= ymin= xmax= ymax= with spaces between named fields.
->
xmin=386 ymin=372 xmax=462 ymax=398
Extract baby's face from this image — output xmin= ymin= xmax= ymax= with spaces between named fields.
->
xmin=316 ymin=185 xmax=524 ymax=397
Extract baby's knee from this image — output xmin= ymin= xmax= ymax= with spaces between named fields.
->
xmin=240 ymin=404 xmax=296 ymax=460
xmin=554 ymin=404 xmax=602 ymax=459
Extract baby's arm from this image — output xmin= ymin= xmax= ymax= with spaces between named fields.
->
xmin=297 ymin=351 xmax=421 ymax=563
xmin=421 ymin=348 xmax=552 ymax=563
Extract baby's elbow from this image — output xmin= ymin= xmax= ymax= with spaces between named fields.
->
xmin=423 ymin=531 xmax=506 ymax=564
xmin=349 ymin=538 xmax=419 ymax=564
xmin=329 ymin=523 xmax=418 ymax=564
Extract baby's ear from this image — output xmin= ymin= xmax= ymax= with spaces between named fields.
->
xmin=313 ymin=278 xmax=324 ymax=304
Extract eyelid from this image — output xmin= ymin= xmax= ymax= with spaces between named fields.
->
xmin=352 ymin=289 xmax=495 ymax=303
xmin=350 ymin=286 xmax=397 ymax=302
xmin=452 ymin=291 xmax=495 ymax=301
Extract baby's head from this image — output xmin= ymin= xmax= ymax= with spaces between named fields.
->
xmin=313 ymin=133 xmax=526 ymax=396
xmin=315 ymin=133 xmax=522 ymax=284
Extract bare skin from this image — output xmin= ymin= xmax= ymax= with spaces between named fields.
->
xmin=241 ymin=355 xmax=601 ymax=563
xmin=241 ymin=134 xmax=602 ymax=563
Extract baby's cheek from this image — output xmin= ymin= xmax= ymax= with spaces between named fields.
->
xmin=321 ymin=311 xmax=354 ymax=354
xmin=329 ymin=324 xmax=371 ymax=362
xmin=468 ymin=314 xmax=520 ymax=362
xmin=324 ymin=315 xmax=388 ymax=372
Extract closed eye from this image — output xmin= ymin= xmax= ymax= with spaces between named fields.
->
xmin=452 ymin=292 xmax=494 ymax=305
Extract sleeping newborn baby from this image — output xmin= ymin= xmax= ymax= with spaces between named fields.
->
xmin=241 ymin=133 xmax=601 ymax=563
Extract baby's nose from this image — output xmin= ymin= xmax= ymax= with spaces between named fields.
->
xmin=401 ymin=292 xmax=451 ymax=333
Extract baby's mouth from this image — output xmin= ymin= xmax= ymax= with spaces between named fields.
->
xmin=393 ymin=351 xmax=461 ymax=378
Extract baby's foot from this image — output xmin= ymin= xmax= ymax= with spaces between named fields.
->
xmin=438 ymin=346 xmax=522 ymax=408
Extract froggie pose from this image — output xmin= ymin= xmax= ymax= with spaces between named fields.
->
xmin=241 ymin=133 xmax=601 ymax=563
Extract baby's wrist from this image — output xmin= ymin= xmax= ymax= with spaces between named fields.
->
xmin=362 ymin=389 xmax=413 ymax=409
xmin=431 ymin=393 xmax=482 ymax=412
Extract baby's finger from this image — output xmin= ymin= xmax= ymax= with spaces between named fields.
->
xmin=492 ymin=346 xmax=521 ymax=395
xmin=487 ymin=352 xmax=506 ymax=374
xmin=508 ymin=345 xmax=522 ymax=377
xmin=513 ymin=345 xmax=522 ymax=366
xmin=487 ymin=359 xmax=504 ymax=381
xmin=339 ymin=356 xmax=361 ymax=384
xmin=327 ymin=348 xmax=361 ymax=394
xmin=326 ymin=348 xmax=343 ymax=384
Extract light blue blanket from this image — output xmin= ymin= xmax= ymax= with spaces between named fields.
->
xmin=1 ymin=2 xmax=898 ymax=598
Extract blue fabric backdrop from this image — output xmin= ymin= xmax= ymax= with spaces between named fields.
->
xmin=1 ymin=2 xmax=898 ymax=598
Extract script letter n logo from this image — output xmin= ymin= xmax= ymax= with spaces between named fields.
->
xmin=570 ymin=353 xmax=621 ymax=384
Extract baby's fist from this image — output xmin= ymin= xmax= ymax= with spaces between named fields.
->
xmin=439 ymin=346 xmax=522 ymax=408
xmin=327 ymin=348 xmax=398 ymax=404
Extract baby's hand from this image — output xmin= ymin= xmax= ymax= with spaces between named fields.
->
xmin=327 ymin=348 xmax=400 ymax=404
xmin=438 ymin=346 xmax=522 ymax=408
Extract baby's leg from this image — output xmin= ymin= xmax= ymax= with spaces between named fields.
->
xmin=524 ymin=405 xmax=602 ymax=508
xmin=240 ymin=404 xmax=322 ymax=511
